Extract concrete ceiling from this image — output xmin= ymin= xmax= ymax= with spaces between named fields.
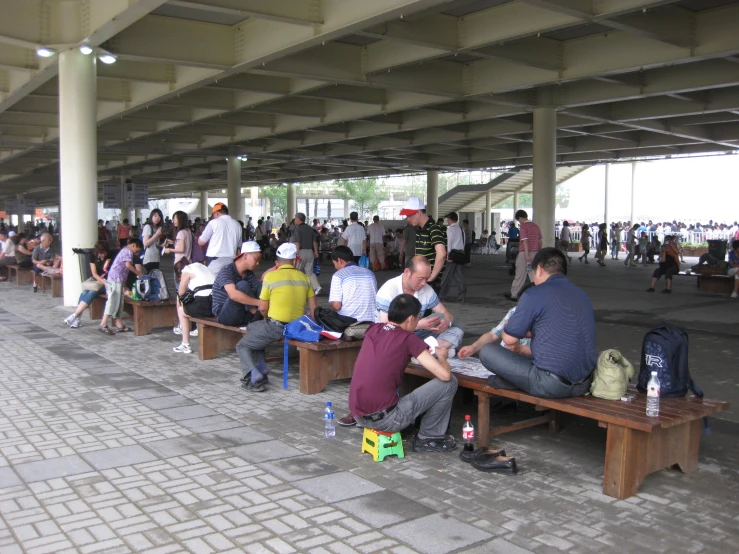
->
xmin=2 ymin=0 xmax=739 ymax=206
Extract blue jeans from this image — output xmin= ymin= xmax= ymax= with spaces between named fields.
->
xmin=78 ymin=288 xmax=104 ymax=306
xmin=216 ymin=280 xmax=260 ymax=327
xmin=479 ymin=343 xmax=592 ymax=399
xmin=413 ymin=313 xmax=464 ymax=350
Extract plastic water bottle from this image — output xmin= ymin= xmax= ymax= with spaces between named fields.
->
xmin=646 ymin=371 xmax=661 ymax=417
xmin=324 ymin=401 xmax=336 ymax=437
xmin=462 ymin=415 xmax=474 ymax=451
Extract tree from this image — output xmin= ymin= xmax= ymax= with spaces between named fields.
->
xmin=261 ymin=185 xmax=287 ymax=226
xmin=334 ymin=178 xmax=386 ymax=220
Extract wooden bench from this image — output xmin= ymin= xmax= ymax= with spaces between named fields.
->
xmin=40 ymin=274 xmax=63 ymax=297
xmin=189 ymin=317 xmax=363 ymax=394
xmin=89 ymin=294 xmax=177 ymax=336
xmin=679 ymin=270 xmax=735 ymax=294
xmin=7 ymin=264 xmax=33 ymax=286
xmin=405 ymin=365 xmax=729 ymax=499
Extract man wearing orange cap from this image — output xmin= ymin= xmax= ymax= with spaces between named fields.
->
xmin=198 ymin=202 xmax=243 ymax=276
xmin=399 ymin=197 xmax=446 ymax=290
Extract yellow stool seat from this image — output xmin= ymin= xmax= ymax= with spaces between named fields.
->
xmin=361 ymin=427 xmax=405 ymax=462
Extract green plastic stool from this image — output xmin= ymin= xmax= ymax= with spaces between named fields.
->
xmin=361 ymin=427 xmax=405 ymax=462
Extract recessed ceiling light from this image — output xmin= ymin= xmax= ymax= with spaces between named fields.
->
xmin=80 ymin=45 xmax=93 ymax=55
xmin=36 ymin=47 xmax=56 ymax=58
xmin=98 ymin=53 xmax=117 ymax=64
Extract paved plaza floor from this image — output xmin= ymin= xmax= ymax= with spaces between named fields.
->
xmin=0 ymin=253 xmax=737 ymax=554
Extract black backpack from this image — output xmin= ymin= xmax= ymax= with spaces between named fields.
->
xmin=637 ymin=322 xmax=703 ymax=398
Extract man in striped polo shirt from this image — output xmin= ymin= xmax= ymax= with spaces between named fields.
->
xmin=506 ymin=209 xmax=543 ymax=301
xmin=400 ymin=197 xmax=446 ymax=291
xmin=329 ymin=246 xmax=377 ymax=322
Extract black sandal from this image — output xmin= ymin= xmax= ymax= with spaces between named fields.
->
xmin=98 ymin=326 xmax=115 ymax=335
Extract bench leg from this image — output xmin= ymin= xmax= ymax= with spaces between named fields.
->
xmin=604 ymin=424 xmax=648 ymax=499
xmin=51 ymin=278 xmax=63 ymax=298
xmin=132 ymin=304 xmax=177 ymax=336
xmin=299 ymin=350 xmax=329 ymax=394
xmin=474 ymin=391 xmax=491 ymax=448
xmin=89 ymin=297 xmax=105 ymax=320
xmin=198 ymin=324 xmax=241 ymax=361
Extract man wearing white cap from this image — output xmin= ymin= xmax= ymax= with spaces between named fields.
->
xmin=210 ymin=241 xmax=263 ymax=327
xmin=0 ymin=230 xmax=16 ymax=280
xmin=236 ymin=242 xmax=317 ymax=392
xmin=399 ymin=197 xmax=446 ymax=290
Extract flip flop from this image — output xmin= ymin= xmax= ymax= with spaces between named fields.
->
xmin=116 ymin=326 xmax=133 ymax=333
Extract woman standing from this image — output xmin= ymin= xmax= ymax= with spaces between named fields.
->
xmin=559 ymin=221 xmax=572 ymax=262
xmin=579 ymin=224 xmax=591 ymax=264
xmin=610 ymin=223 xmax=621 ymax=260
xmin=164 ymin=211 xmax=193 ymax=267
xmin=595 ymin=223 xmax=608 ymax=266
xmin=141 ymin=208 xmax=164 ymax=273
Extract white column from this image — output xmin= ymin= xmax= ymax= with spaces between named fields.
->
xmin=59 ymin=49 xmax=98 ymax=306
xmin=134 ymin=208 xmax=142 ymax=226
xmin=513 ymin=190 xmax=520 ymax=215
xmin=426 ymin=170 xmax=439 ymax=220
xmin=532 ymin=107 xmax=557 ymax=248
xmin=250 ymin=186 xmax=258 ymax=219
xmin=227 ymin=156 xmax=243 ymax=223
xmin=120 ymin=176 xmax=128 ymax=224
xmin=604 ymin=163 xmax=611 ymax=227
xmin=287 ymin=183 xmax=296 ymax=222
xmin=630 ymin=161 xmax=637 ymax=225
xmin=200 ymin=190 xmax=209 ymax=220
xmin=344 ymin=199 xmax=350 ymax=218
xmin=485 ymin=191 xmax=492 ymax=232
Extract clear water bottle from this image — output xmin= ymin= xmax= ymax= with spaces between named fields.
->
xmin=462 ymin=415 xmax=474 ymax=452
xmin=646 ymin=371 xmax=660 ymax=417
xmin=324 ymin=401 xmax=335 ymax=437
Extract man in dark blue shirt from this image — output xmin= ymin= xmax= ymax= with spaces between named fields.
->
xmin=479 ymin=247 xmax=597 ymax=398
xmin=211 ymin=241 xmax=263 ymax=327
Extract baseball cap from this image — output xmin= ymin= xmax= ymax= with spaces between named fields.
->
xmin=330 ymin=245 xmax=354 ymax=262
xmin=235 ymin=241 xmax=261 ymax=260
xmin=399 ymin=197 xmax=425 ymax=216
xmin=212 ymin=202 xmax=227 ymax=214
xmin=276 ymin=242 xmax=297 ymax=260
xmin=7 ymin=231 xmax=16 ymax=237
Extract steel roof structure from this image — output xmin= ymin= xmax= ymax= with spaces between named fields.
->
xmin=2 ymin=0 xmax=739 ymax=206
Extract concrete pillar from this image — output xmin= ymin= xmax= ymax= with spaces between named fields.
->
xmin=344 ymin=199 xmax=350 ymax=218
xmin=120 ymin=176 xmax=129 ymax=224
xmin=513 ymin=190 xmax=520 ymax=216
xmin=426 ymin=170 xmax=439 ymax=220
xmin=135 ymin=208 xmax=142 ymax=226
xmin=264 ymin=197 xmax=271 ymax=219
xmin=287 ymin=183 xmax=296 ymax=222
xmin=604 ymin=163 xmax=611 ymax=227
xmin=227 ymin=156 xmax=243 ymax=223
xmin=630 ymin=161 xmax=637 ymax=225
xmin=200 ymin=190 xmax=209 ymax=221
xmin=532 ymin=107 xmax=557 ymax=248
xmin=485 ymin=191 xmax=492 ymax=232
xmin=58 ymin=49 xmax=98 ymax=306
xmin=250 ymin=186 xmax=258 ymax=219
xmin=305 ymin=198 xmax=310 ymax=219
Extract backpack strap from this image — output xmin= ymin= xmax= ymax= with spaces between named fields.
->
xmin=283 ymin=328 xmax=289 ymax=389
xmin=689 ymin=379 xmax=704 ymax=398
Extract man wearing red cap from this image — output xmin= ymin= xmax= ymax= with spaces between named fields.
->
xmin=198 ymin=202 xmax=243 ymax=276
xmin=399 ymin=197 xmax=446 ymax=290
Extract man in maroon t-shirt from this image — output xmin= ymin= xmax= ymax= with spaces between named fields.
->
xmin=349 ymin=294 xmax=458 ymax=453
xmin=506 ymin=209 xmax=543 ymax=301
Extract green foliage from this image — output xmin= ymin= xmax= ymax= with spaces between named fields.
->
xmin=334 ymin=178 xmax=386 ymax=220
xmin=491 ymin=185 xmax=570 ymax=209
xmin=261 ymin=185 xmax=287 ymax=225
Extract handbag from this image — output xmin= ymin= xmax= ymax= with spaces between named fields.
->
xmin=449 ymin=249 xmax=466 ymax=265
xmin=359 ymin=254 xmax=370 ymax=268
xmin=314 ymin=307 xmax=356 ymax=333
xmin=282 ymin=315 xmax=324 ymax=389
xmin=81 ymin=277 xmax=104 ymax=292
xmin=343 ymin=321 xmax=371 ymax=341
xmin=179 ymin=284 xmax=212 ymax=306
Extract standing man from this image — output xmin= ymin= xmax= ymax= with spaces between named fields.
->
xmin=367 ymin=215 xmax=386 ymax=271
xmin=340 ymin=211 xmax=367 ymax=263
xmin=399 ymin=197 xmax=446 ymax=291
xmin=293 ymin=212 xmax=321 ymax=294
xmin=462 ymin=219 xmax=474 ymax=267
xmin=505 ymin=210 xmax=542 ymax=302
xmin=400 ymin=222 xmax=416 ymax=267
xmin=329 ymin=245 xmax=377 ymax=323
xmin=235 ymin=243 xmax=317 ymax=392
xmin=438 ymin=212 xmax=467 ymax=303
xmin=210 ymin=241 xmax=263 ymax=327
xmin=199 ymin=203 xmax=243 ymax=276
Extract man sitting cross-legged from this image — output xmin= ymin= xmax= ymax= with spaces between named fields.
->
xmin=211 ymin=241 xmax=263 ymax=328
xmin=329 ymin=245 xmax=377 ymax=323
xmin=350 ymin=294 xmax=459 ymax=453
xmin=236 ymin=243 xmax=317 ymax=392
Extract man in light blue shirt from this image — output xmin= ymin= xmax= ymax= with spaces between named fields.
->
xmin=329 ymin=246 xmax=377 ymax=322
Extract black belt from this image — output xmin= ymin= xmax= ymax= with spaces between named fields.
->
xmin=363 ymin=404 xmax=397 ymax=422
xmin=268 ymin=317 xmax=288 ymax=326
xmin=546 ymin=370 xmax=592 ymax=387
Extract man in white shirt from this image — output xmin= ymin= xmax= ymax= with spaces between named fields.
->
xmin=367 ymin=215 xmax=386 ymax=270
xmin=341 ymin=211 xmax=367 ymax=263
xmin=329 ymin=246 xmax=377 ymax=322
xmin=199 ymin=202 xmax=244 ymax=276
xmin=438 ymin=212 xmax=467 ymax=302
xmin=0 ymin=230 xmax=16 ymax=279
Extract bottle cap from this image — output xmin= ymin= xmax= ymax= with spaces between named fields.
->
xmin=326 ymin=401 xmax=332 ymax=406
xmin=465 ymin=415 xmax=471 ymax=420
xmin=651 ymin=371 xmax=658 ymax=376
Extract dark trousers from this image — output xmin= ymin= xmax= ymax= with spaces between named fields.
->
xmin=215 ymin=280 xmax=260 ymax=327
xmin=143 ymin=262 xmax=159 ymax=273
xmin=464 ymin=243 xmax=472 ymax=264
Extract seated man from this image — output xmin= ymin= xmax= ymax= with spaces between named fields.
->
xmin=647 ymin=235 xmax=680 ymax=294
xmin=350 ymin=294 xmax=458 ymax=453
xmin=172 ymin=262 xmax=215 ymax=354
xmin=480 ymin=248 xmax=597 ymax=398
xmin=211 ymin=241 xmax=263 ymax=327
xmin=376 ymin=256 xmax=464 ymax=357
xmin=236 ymin=243 xmax=317 ymax=392
xmin=329 ymin=245 xmax=377 ymax=323
xmin=31 ymin=232 xmax=55 ymax=293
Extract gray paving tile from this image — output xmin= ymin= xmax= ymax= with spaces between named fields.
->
xmin=384 ymin=513 xmax=492 ymax=554
xmin=82 ymin=365 xmax=130 ymax=375
xmin=0 ymin=467 xmax=22 ymax=488
xmin=82 ymin=445 xmax=158 ymax=470
xmin=257 ymin=455 xmax=341 ymax=483
xmin=14 ymin=455 xmax=94 ymax=483
xmin=144 ymin=436 xmax=216 ymax=458
xmin=461 ymin=538 xmax=534 ymax=554
xmin=334 ymin=490 xmax=435 ymax=528
xmin=178 ymin=415 xmax=242 ymax=433
xmin=293 ymin=471 xmax=384 ymax=503
xmin=126 ymin=386 xmax=178 ymax=400
xmin=231 ymin=440 xmax=305 ymax=463
xmin=201 ymin=426 xmax=272 ymax=447
xmin=156 ymin=404 xmax=218 ymax=421
xmin=138 ymin=394 xmax=196 ymax=410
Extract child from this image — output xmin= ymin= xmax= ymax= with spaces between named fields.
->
xmin=99 ymin=238 xmax=143 ymax=335
xmin=639 ymin=233 xmax=649 ymax=265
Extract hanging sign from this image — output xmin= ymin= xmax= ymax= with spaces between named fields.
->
xmin=103 ymin=183 xmax=122 ymax=209
xmin=128 ymin=184 xmax=149 ymax=209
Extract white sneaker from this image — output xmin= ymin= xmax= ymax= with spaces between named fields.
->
xmin=173 ymin=325 xmax=182 ymax=335
xmin=731 ymin=291 xmax=738 ymax=299
xmin=173 ymin=343 xmax=192 ymax=354
xmin=63 ymin=314 xmax=76 ymax=326
xmin=190 ymin=328 xmax=198 ymax=337
xmin=70 ymin=317 xmax=82 ymax=329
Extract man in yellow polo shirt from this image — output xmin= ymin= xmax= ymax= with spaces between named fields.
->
xmin=236 ymin=243 xmax=317 ymax=392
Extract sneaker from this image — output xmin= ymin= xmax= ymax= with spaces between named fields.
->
xmin=646 ymin=288 xmax=655 ymax=292
xmin=241 ymin=380 xmax=266 ymax=392
xmin=33 ymin=284 xmax=38 ymax=293
xmin=64 ymin=314 xmax=76 ymax=326
xmin=662 ymin=289 xmax=672 ymax=294
xmin=70 ymin=317 xmax=82 ymax=329
xmin=190 ymin=328 xmax=198 ymax=337
xmin=338 ymin=415 xmax=356 ymax=427
xmin=173 ymin=325 xmax=182 ymax=335
xmin=732 ymin=291 xmax=738 ymax=299
xmin=412 ymin=434 xmax=457 ymax=453
xmin=173 ymin=343 xmax=192 ymax=354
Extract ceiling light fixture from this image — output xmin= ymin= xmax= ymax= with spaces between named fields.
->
xmin=36 ymin=46 xmax=56 ymax=58
xmin=98 ymin=50 xmax=117 ymax=64
xmin=79 ymin=44 xmax=93 ymax=55
xmin=239 ymin=155 xmax=248 ymax=162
